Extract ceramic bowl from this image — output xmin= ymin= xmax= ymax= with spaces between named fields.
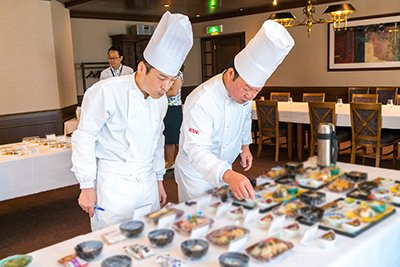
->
xmin=370 ymin=201 xmax=387 ymax=213
xmin=101 ymin=255 xmax=132 ymax=267
xmin=0 ymin=255 xmax=32 ymax=267
xmin=180 ymin=239 xmax=209 ymax=260
xmin=219 ymin=252 xmax=250 ymax=267
xmin=371 ymin=188 xmax=390 ymax=201
xmin=295 ymin=174 xmax=310 ymax=186
xmin=325 ymin=212 xmax=346 ymax=227
xmin=119 ymin=220 xmax=144 ymax=238
xmin=227 ymin=207 xmax=244 ymax=220
xmin=318 ymin=231 xmax=336 ymax=249
xmin=392 ymin=193 xmax=400 ymax=204
xmin=258 ymin=214 xmax=274 ymax=229
xmin=148 ymin=229 xmax=174 ymax=248
xmin=256 ymin=197 xmax=273 ymax=210
xmin=282 ymin=222 xmax=300 ymax=238
xmin=74 ymin=240 xmax=103 ymax=261
xmin=342 ymin=218 xmax=362 ymax=233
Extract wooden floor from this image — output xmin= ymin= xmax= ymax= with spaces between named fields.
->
xmin=0 ymin=143 xmax=399 ymax=259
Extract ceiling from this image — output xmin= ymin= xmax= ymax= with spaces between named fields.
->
xmin=57 ymin=0 xmax=344 ymax=23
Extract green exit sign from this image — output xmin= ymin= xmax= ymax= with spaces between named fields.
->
xmin=206 ymin=25 xmax=223 ymax=35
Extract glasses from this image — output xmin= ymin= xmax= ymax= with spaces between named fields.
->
xmin=107 ymin=57 xmax=120 ymax=61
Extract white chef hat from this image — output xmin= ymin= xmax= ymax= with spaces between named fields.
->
xmin=234 ymin=20 xmax=295 ymax=87
xmin=144 ymin=11 xmax=193 ymax=77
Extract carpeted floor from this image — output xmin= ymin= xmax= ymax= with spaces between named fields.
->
xmin=0 ymin=143 xmax=398 ymax=258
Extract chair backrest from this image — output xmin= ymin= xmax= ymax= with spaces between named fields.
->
xmin=348 ymin=87 xmax=370 ymax=103
xmin=397 ymin=95 xmax=400 ymax=105
xmin=376 ymin=87 xmax=398 ymax=104
xmin=350 ymin=103 xmax=382 ymax=146
xmin=256 ymin=100 xmax=279 ymax=138
xmin=270 ymin=92 xmax=290 ymax=102
xmin=308 ymin=102 xmax=336 ymax=138
xmin=352 ymin=94 xmax=378 ymax=103
xmin=303 ymin=93 xmax=325 ymax=102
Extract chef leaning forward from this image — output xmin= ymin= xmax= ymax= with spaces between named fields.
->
xmin=175 ymin=20 xmax=295 ymax=202
xmin=71 ymin=11 xmax=193 ymax=231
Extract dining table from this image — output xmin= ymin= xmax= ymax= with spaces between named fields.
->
xmin=252 ymin=102 xmax=400 ymax=161
xmin=0 ymin=141 xmax=77 ymax=201
xmin=27 ymin=161 xmax=400 ymax=267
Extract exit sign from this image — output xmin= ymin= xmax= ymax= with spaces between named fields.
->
xmin=206 ymin=25 xmax=223 ymax=35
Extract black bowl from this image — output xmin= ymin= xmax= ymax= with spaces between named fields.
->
xmin=298 ymin=206 xmax=324 ymax=223
xmin=101 ymin=255 xmax=132 ymax=267
xmin=181 ymin=239 xmax=209 ymax=260
xmin=119 ymin=220 xmax=144 ymax=238
xmin=219 ymin=252 xmax=250 ymax=267
xmin=148 ymin=229 xmax=174 ymax=247
xmin=74 ymin=240 xmax=103 ymax=261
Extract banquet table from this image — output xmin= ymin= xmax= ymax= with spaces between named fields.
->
xmin=28 ymin=162 xmax=400 ymax=267
xmin=0 ymin=143 xmax=77 ymax=201
xmin=252 ymin=102 xmax=400 ymax=160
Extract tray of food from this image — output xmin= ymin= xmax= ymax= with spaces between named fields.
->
xmin=172 ymin=215 xmax=214 ymax=235
xmin=245 ymin=237 xmax=294 ymax=262
xmin=264 ymin=166 xmax=287 ymax=180
xmin=345 ymin=171 xmax=368 ymax=183
xmin=295 ymin=167 xmax=343 ymax=190
xmin=206 ymin=225 xmax=249 ymax=247
xmin=272 ymin=200 xmax=307 ymax=218
xmin=307 ymin=198 xmax=396 ymax=237
xmin=145 ymin=207 xmax=184 ymax=225
xmin=1 ymin=147 xmax=23 ymax=156
xmin=326 ymin=177 xmax=355 ymax=193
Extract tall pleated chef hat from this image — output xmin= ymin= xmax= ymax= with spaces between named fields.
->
xmin=234 ymin=20 xmax=295 ymax=87
xmin=144 ymin=11 xmax=193 ymax=77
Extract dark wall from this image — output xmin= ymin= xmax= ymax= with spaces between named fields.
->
xmin=0 ymin=105 xmax=76 ymax=145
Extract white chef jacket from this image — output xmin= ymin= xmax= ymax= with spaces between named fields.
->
xmin=100 ymin=64 xmax=134 ymax=80
xmin=175 ymin=73 xmax=253 ymax=202
xmin=71 ymin=74 xmax=167 ymax=229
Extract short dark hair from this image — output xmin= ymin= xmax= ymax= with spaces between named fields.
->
xmin=226 ymin=59 xmax=240 ymax=80
xmin=143 ymin=61 xmax=154 ymax=75
xmin=107 ymin=46 xmax=123 ymax=57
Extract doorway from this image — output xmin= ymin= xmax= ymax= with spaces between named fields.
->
xmin=201 ymin=32 xmax=245 ymax=82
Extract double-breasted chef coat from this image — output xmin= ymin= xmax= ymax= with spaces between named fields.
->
xmin=175 ymin=73 xmax=253 ymax=202
xmin=71 ymin=74 xmax=167 ymax=230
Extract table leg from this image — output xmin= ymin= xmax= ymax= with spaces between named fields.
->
xmin=288 ymin=122 xmax=293 ymax=161
xmin=297 ymin=124 xmax=303 ymax=161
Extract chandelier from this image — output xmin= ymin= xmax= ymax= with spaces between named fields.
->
xmin=269 ymin=0 xmax=356 ymax=37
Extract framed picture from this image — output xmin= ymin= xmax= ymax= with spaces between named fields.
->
xmin=328 ymin=14 xmax=400 ymax=71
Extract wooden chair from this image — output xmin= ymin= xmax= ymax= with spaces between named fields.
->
xmin=308 ymin=102 xmax=351 ymax=157
xmin=397 ymin=94 xmax=400 ymax=105
xmin=270 ymin=92 xmax=290 ymax=102
xmin=350 ymin=103 xmax=400 ymax=167
xmin=352 ymin=94 xmax=378 ymax=103
xmin=348 ymin=87 xmax=370 ymax=103
xmin=303 ymin=93 xmax=325 ymax=102
xmin=376 ymin=87 xmax=398 ymax=104
xmin=255 ymin=100 xmax=287 ymax=161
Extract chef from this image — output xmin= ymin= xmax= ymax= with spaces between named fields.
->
xmin=100 ymin=46 xmax=134 ymax=80
xmin=175 ymin=20 xmax=295 ymax=202
xmin=71 ymin=11 xmax=193 ymax=231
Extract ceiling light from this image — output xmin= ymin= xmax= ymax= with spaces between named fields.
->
xmin=270 ymin=0 xmax=356 ymax=37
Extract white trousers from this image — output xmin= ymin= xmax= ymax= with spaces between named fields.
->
xmin=91 ymin=160 xmax=160 ymax=231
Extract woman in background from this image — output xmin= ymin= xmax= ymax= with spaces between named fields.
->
xmin=164 ymin=67 xmax=184 ymax=170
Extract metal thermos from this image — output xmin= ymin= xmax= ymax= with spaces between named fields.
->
xmin=317 ymin=123 xmax=338 ymax=167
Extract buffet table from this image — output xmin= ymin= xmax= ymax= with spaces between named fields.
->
xmin=28 ymin=162 xmax=400 ymax=267
xmin=0 ymin=143 xmax=77 ymax=201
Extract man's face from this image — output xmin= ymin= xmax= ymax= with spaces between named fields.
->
xmin=107 ymin=50 xmax=122 ymax=69
xmin=137 ymin=62 xmax=176 ymax=99
xmin=225 ymin=68 xmax=262 ymax=104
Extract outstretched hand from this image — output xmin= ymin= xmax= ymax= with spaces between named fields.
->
xmin=222 ymin=169 xmax=255 ymax=200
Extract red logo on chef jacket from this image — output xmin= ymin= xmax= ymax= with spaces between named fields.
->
xmin=188 ymin=128 xmax=200 ymax=134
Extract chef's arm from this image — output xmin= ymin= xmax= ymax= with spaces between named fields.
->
xmin=71 ymin=84 xmax=110 ymax=216
xmin=154 ymin=103 xmax=168 ymax=181
xmin=240 ymin=105 xmax=254 ymax=171
xmin=166 ymin=77 xmax=183 ymax=97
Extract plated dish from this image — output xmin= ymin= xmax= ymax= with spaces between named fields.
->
xmin=173 ymin=215 xmax=214 ymax=235
xmin=145 ymin=207 xmax=184 ymax=224
xmin=245 ymin=237 xmax=294 ymax=262
xmin=206 ymin=226 xmax=249 ymax=247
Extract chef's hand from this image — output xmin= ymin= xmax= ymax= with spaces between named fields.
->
xmin=240 ymin=145 xmax=253 ymax=171
xmin=158 ymin=181 xmax=168 ymax=207
xmin=223 ymin=169 xmax=255 ymax=200
xmin=78 ymin=188 xmax=97 ymax=217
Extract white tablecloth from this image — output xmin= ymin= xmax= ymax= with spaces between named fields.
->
xmin=252 ymin=102 xmax=400 ymax=129
xmin=0 ymin=144 xmax=77 ymax=201
xmin=28 ymin=162 xmax=400 ymax=267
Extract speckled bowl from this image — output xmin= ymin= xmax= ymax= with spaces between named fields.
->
xmin=74 ymin=240 xmax=103 ymax=261
xmin=219 ymin=252 xmax=250 ymax=267
xmin=181 ymin=239 xmax=209 ymax=260
xmin=148 ymin=229 xmax=174 ymax=248
xmin=101 ymin=255 xmax=132 ymax=267
xmin=119 ymin=220 xmax=144 ymax=238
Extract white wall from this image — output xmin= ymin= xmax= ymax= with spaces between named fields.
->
xmin=0 ymin=0 xmax=77 ymax=115
xmin=70 ymin=0 xmax=400 ymax=88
